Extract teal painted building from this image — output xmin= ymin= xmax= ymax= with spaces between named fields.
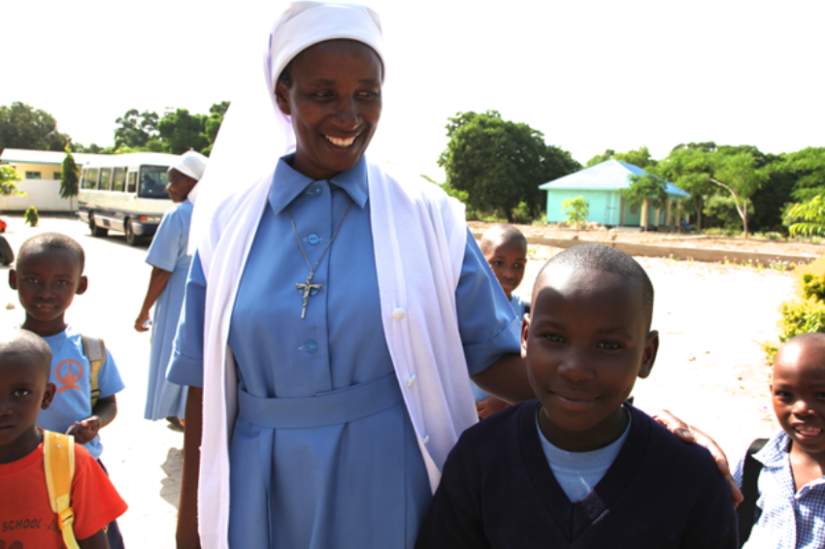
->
xmin=539 ymin=159 xmax=689 ymax=227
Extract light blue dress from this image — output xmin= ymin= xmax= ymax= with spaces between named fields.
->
xmin=168 ymin=155 xmax=519 ymax=548
xmin=144 ymin=200 xmax=191 ymax=420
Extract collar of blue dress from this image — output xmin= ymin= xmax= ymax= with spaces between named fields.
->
xmin=268 ymin=154 xmax=369 ymax=214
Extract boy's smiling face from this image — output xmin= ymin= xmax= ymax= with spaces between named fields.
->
xmin=0 ymin=354 xmax=54 ymax=458
xmin=522 ymin=265 xmax=658 ymax=451
xmin=484 ymin=239 xmax=527 ymax=299
xmin=772 ymin=337 xmax=825 ymax=456
xmin=9 ymin=249 xmax=87 ymax=336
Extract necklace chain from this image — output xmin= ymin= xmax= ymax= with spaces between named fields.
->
xmin=288 ymin=200 xmax=354 ymax=319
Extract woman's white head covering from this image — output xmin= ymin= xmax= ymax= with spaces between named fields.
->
xmin=189 ymin=1 xmax=384 ymax=254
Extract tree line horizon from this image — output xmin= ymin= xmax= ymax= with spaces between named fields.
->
xmin=1 ymin=102 xmax=823 ymax=237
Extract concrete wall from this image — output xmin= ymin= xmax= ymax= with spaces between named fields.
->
xmin=0 ymin=161 xmax=76 ymax=212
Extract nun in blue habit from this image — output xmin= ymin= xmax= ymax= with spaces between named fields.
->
xmin=135 ymin=150 xmax=207 ymax=424
xmin=166 ymin=3 xmax=534 ymax=548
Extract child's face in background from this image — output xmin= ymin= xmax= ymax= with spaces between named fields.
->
xmin=166 ymin=170 xmax=198 ymax=203
xmin=484 ymin=239 xmax=527 ymax=298
xmin=0 ymin=356 xmax=54 ymax=451
xmin=10 ymin=250 xmax=86 ymax=328
xmin=772 ymin=340 xmax=825 ymax=456
xmin=522 ymin=266 xmax=658 ymax=451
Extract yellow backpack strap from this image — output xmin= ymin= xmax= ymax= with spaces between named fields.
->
xmin=81 ymin=336 xmax=106 ymax=409
xmin=44 ymin=431 xmax=80 ymax=549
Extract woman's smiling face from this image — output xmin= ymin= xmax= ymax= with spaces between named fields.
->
xmin=275 ymin=39 xmax=383 ymax=181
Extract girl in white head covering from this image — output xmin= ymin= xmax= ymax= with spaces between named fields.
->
xmin=169 ymin=3 xmax=529 ymax=547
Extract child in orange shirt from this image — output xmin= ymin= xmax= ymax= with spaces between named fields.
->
xmin=0 ymin=328 xmax=126 ymax=548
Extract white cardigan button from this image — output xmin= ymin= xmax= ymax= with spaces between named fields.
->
xmin=421 ymin=435 xmax=430 ymax=445
xmin=392 ymin=307 xmax=406 ymax=320
xmin=405 ymin=374 xmax=417 ymax=387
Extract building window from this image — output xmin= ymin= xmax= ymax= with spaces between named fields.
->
xmin=25 ymin=171 xmax=42 ymax=179
xmin=53 ymin=171 xmax=62 ymax=180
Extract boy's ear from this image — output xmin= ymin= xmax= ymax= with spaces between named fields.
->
xmin=41 ymin=382 xmax=56 ymax=410
xmin=8 ymin=268 xmax=17 ymax=290
xmin=638 ymin=330 xmax=659 ymax=379
xmin=274 ymin=82 xmax=291 ymax=116
xmin=76 ymin=275 xmax=88 ymax=295
xmin=520 ymin=314 xmax=531 ymax=359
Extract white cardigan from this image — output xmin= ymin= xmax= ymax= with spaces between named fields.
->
xmin=196 ymin=160 xmax=478 ymax=548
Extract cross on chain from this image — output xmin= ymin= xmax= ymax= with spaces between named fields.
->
xmin=296 ymin=271 xmax=323 ymax=320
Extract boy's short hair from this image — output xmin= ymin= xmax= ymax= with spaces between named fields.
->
xmin=480 ymin=224 xmax=527 ymax=254
xmin=538 ymin=243 xmax=654 ymax=329
xmin=17 ymin=232 xmax=85 ymax=273
xmin=0 ymin=328 xmax=52 ymax=378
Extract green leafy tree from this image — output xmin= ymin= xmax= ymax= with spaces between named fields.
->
xmin=562 ymin=196 xmax=589 ymax=227
xmin=439 ymin=110 xmax=577 ymax=221
xmin=203 ymin=101 xmax=229 ymax=155
xmin=0 ymin=102 xmax=70 ymax=151
xmin=114 ymin=109 xmax=160 ymax=150
xmin=158 ymin=109 xmax=209 ymax=154
xmin=622 ymin=172 xmax=667 ymax=230
xmin=783 ymin=195 xmax=825 ymax=237
xmin=586 ymin=149 xmax=616 ymax=166
xmin=0 ymin=165 xmax=22 ymax=196
xmin=60 ymin=148 xmax=79 ymax=201
xmin=658 ymin=144 xmax=717 ymax=229
xmin=586 ymin=146 xmax=655 ymax=169
xmin=709 ymin=150 xmax=769 ymax=237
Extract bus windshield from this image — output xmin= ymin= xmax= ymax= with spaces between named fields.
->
xmin=139 ymin=166 xmax=170 ymax=198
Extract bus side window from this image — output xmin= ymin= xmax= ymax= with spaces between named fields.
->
xmin=127 ymin=172 xmax=137 ymax=194
xmin=99 ymin=168 xmax=113 ymax=191
xmin=83 ymin=168 xmax=99 ymax=190
xmin=112 ymin=167 xmax=126 ymax=192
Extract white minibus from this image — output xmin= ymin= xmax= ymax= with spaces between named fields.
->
xmin=77 ymin=152 xmax=178 ymax=245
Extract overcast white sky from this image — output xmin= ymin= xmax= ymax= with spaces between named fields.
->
xmin=2 ymin=0 xmax=824 ymax=177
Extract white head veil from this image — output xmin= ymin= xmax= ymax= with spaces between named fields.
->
xmin=189 ymin=1 xmax=384 ymax=255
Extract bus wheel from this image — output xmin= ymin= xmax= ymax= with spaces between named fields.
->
xmin=124 ymin=219 xmax=140 ymax=246
xmin=89 ymin=216 xmax=108 ymax=237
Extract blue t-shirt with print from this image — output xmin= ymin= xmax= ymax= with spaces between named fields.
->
xmin=38 ymin=326 xmax=125 ymax=459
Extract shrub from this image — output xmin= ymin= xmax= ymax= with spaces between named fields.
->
xmin=24 ymin=206 xmax=39 ymax=227
xmin=561 ymin=196 xmax=588 ymax=228
xmin=778 ymin=299 xmax=825 ymax=341
xmin=510 ymin=201 xmax=532 ymax=224
xmin=765 ymin=254 xmax=825 ymax=363
xmin=783 ymin=195 xmax=825 ymax=237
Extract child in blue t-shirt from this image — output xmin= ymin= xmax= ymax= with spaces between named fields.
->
xmin=475 ymin=224 xmax=528 ymax=419
xmin=9 ymin=232 xmax=125 ymax=548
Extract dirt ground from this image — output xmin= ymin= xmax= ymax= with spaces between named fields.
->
xmin=470 ymin=220 xmax=825 ymax=259
xmin=0 ymin=215 xmax=809 ymax=546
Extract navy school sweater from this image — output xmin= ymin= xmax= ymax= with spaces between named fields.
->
xmin=416 ymin=402 xmax=737 ymax=549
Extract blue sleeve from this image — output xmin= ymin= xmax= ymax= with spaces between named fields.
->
xmin=166 ymin=251 xmax=206 ymax=388
xmin=456 ymin=229 xmax=521 ymax=376
xmin=146 ymin=208 xmax=183 ymax=272
xmin=97 ymin=350 xmax=125 ymax=398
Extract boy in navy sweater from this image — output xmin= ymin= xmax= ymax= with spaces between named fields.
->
xmin=416 ymin=244 xmax=737 ymax=548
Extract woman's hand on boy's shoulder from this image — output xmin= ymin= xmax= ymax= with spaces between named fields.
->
xmin=67 ymin=416 xmax=101 ymax=444
xmin=652 ymin=409 xmax=744 ymax=506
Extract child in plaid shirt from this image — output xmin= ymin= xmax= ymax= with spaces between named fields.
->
xmin=734 ymin=333 xmax=825 ymax=548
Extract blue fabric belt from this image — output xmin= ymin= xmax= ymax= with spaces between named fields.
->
xmin=237 ymin=372 xmax=403 ymax=429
